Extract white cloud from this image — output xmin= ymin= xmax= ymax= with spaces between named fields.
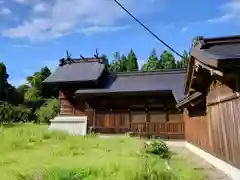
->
xmin=208 ymin=0 xmax=240 ymax=24
xmin=2 ymin=0 xmax=163 ymax=42
xmin=180 ymin=27 xmax=188 ymax=33
xmin=208 ymin=14 xmax=233 ymax=23
xmin=33 ymin=3 xmax=48 ymax=12
xmin=15 ymin=0 xmax=25 ymax=3
xmin=78 ymin=25 xmax=130 ymax=35
xmin=0 ymin=7 xmax=11 ymax=15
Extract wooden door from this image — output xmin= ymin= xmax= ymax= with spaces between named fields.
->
xmin=94 ymin=110 xmax=129 ymax=134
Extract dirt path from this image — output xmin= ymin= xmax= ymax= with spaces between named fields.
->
xmin=168 ymin=145 xmax=232 ymax=180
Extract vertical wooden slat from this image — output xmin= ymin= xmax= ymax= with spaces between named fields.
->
xmin=185 ymin=95 xmax=240 ymax=169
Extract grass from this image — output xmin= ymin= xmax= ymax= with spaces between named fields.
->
xmin=0 ymin=124 xmax=204 ymax=180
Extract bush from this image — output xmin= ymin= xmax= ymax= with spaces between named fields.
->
xmin=144 ymin=139 xmax=171 ymax=159
xmin=35 ymin=98 xmax=60 ymax=124
xmin=12 ymin=105 xmax=32 ymax=123
xmin=0 ymin=102 xmax=32 ymax=124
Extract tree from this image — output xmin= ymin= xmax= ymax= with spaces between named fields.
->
xmin=176 ymin=50 xmax=189 ymax=69
xmin=101 ymin=54 xmax=109 ymax=68
xmin=109 ymin=52 xmax=128 ymax=72
xmin=24 ymin=87 xmax=42 ymax=101
xmin=192 ymin=36 xmax=204 ymax=47
xmin=141 ymin=49 xmax=160 ymax=71
xmin=25 ymin=66 xmax=57 ymax=100
xmin=17 ymin=84 xmax=30 ymax=97
xmin=109 ymin=60 xmax=120 ymax=72
xmin=109 ymin=52 xmax=121 ymax=72
xmin=127 ymin=49 xmax=138 ymax=71
xmin=0 ymin=62 xmax=9 ymax=101
xmin=6 ymin=84 xmax=24 ymax=105
xmin=159 ymin=50 xmax=176 ymax=69
xmin=119 ymin=55 xmax=128 ymax=72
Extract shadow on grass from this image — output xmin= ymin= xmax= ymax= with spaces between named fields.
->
xmin=0 ymin=123 xmax=16 ymax=128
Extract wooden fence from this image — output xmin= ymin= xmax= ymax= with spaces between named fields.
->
xmin=184 ymin=96 xmax=240 ymax=169
xmin=87 ymin=110 xmax=185 ymax=139
xmin=130 ymin=121 xmax=185 ymax=139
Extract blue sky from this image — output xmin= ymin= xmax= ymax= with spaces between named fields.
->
xmin=0 ymin=0 xmax=240 ymax=86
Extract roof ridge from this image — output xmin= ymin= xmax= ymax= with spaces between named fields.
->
xmin=203 ymin=35 xmax=240 ymax=43
xmin=113 ymin=69 xmax=186 ymax=76
xmin=70 ymin=58 xmax=103 ymax=63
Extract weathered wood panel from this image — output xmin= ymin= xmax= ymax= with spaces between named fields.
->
xmin=131 ymin=121 xmax=184 ymax=139
xmin=91 ymin=109 xmax=183 ymax=138
xmin=58 ymin=90 xmax=184 ymax=137
xmin=185 ymin=97 xmax=240 ymax=169
xmin=93 ymin=110 xmax=129 ymax=133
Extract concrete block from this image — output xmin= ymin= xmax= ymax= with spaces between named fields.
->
xmin=49 ymin=116 xmax=87 ymax=136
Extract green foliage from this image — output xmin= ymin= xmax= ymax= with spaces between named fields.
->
xmin=0 ymin=102 xmax=31 ymax=124
xmin=141 ymin=49 xmax=160 ymax=71
xmin=106 ymin=49 xmax=189 ymax=72
xmin=25 ymin=67 xmax=58 ymax=100
xmin=109 ymin=52 xmax=128 ymax=72
xmin=127 ymin=49 xmax=138 ymax=71
xmin=120 ymin=55 xmax=128 ymax=72
xmin=24 ymin=87 xmax=42 ymax=101
xmin=176 ymin=50 xmax=189 ymax=69
xmin=17 ymin=84 xmax=30 ymax=99
xmin=35 ymin=98 xmax=60 ymax=124
xmin=109 ymin=60 xmax=121 ymax=72
xmin=160 ymin=50 xmax=176 ymax=69
xmin=144 ymin=139 xmax=171 ymax=159
xmin=12 ymin=105 xmax=32 ymax=123
xmin=0 ymin=62 xmax=9 ymax=101
xmin=6 ymin=83 xmax=24 ymax=105
xmin=192 ymin=36 xmax=204 ymax=47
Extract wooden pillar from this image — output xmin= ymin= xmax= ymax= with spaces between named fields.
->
xmin=93 ymin=109 xmax=96 ymax=129
xmin=164 ymin=104 xmax=169 ymax=122
xmin=145 ymin=104 xmax=149 ymax=136
xmin=128 ymin=108 xmax=131 ymax=131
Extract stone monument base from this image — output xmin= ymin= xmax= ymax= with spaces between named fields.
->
xmin=49 ymin=116 xmax=87 ymax=136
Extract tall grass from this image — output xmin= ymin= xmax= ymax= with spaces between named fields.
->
xmin=0 ymin=124 xmax=204 ymax=180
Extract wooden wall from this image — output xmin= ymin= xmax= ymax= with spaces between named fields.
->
xmin=184 ymin=77 xmax=240 ymax=168
xmin=59 ymin=89 xmax=86 ymax=115
xmin=58 ymin=89 xmax=184 ymax=138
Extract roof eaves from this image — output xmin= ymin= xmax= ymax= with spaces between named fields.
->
xmin=75 ymin=89 xmax=172 ymax=96
xmin=176 ymin=92 xmax=203 ymax=109
xmin=203 ymin=35 xmax=240 ymax=43
xmin=191 ymin=47 xmax=219 ymax=68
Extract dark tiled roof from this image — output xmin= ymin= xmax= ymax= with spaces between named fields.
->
xmin=204 ymin=43 xmax=240 ymax=59
xmin=43 ymin=59 xmax=106 ymax=84
xmin=191 ymin=35 xmax=240 ymax=68
xmin=75 ymin=70 xmax=185 ymax=101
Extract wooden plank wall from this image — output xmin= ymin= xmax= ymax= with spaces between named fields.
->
xmin=184 ymin=81 xmax=240 ymax=169
xmin=130 ymin=111 xmax=184 ymax=139
xmin=58 ymin=89 xmax=184 ymax=138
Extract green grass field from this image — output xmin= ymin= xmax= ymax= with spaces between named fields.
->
xmin=0 ymin=124 xmax=204 ymax=180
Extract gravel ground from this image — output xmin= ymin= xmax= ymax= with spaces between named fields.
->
xmin=167 ymin=143 xmax=232 ymax=180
